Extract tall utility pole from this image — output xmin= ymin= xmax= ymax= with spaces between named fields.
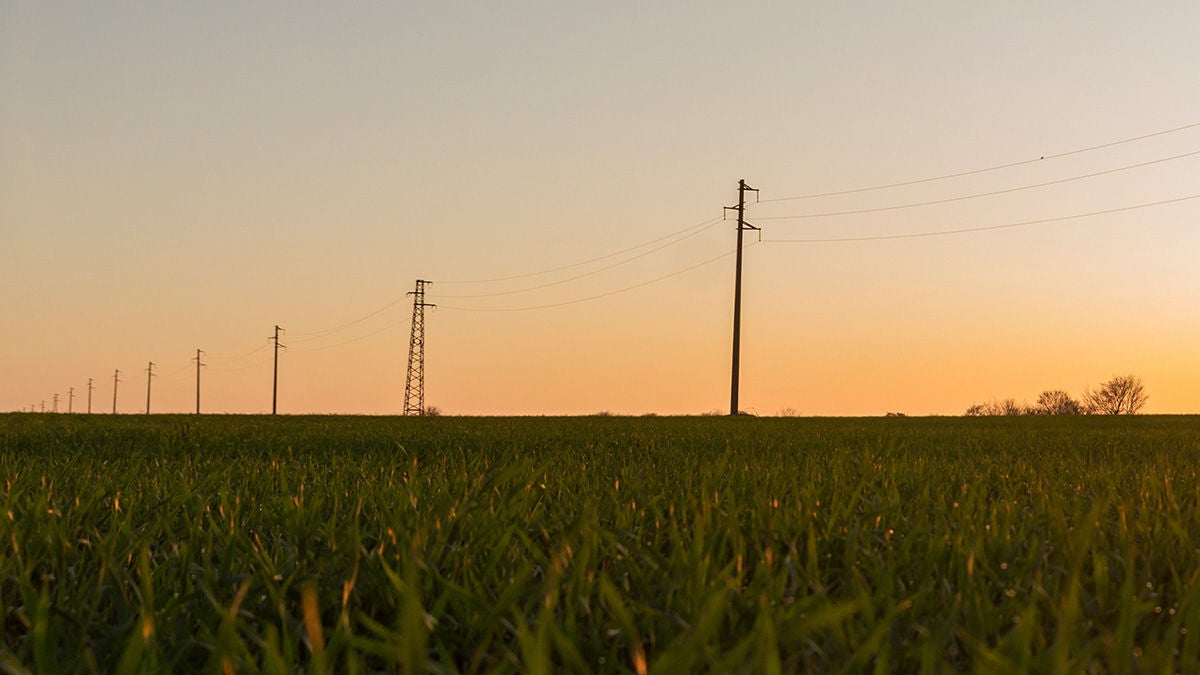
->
xmin=193 ymin=349 xmax=205 ymax=414
xmin=271 ymin=326 xmax=285 ymax=415
xmin=87 ymin=378 xmax=94 ymax=413
xmin=725 ymin=179 xmax=759 ymax=416
xmin=52 ymin=393 xmax=59 ymax=413
xmin=145 ymin=362 xmax=155 ymax=414
xmin=112 ymin=369 xmax=120 ymax=414
xmin=404 ymin=279 xmax=436 ymax=416
xmin=68 ymin=387 xmax=75 ymax=413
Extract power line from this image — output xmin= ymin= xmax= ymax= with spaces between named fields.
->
xmin=288 ymin=296 xmax=410 ymax=342
xmin=207 ymin=354 xmax=274 ymax=374
xmin=760 ymin=119 xmax=1200 ymax=203
xmin=430 ymin=218 xmax=725 ymax=299
xmin=154 ymin=360 xmax=195 ymax=381
xmin=763 ymin=193 xmax=1200 ymax=243
xmin=291 ymin=316 xmax=413 ymax=353
xmin=280 ymin=217 xmax=727 ymax=342
xmin=753 ymin=148 xmax=1200 ymax=220
xmin=437 ymin=216 xmax=723 ymax=285
xmin=439 ymin=245 xmax=747 ymax=313
xmin=207 ymin=342 xmax=269 ymax=364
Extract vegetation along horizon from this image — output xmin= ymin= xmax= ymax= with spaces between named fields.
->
xmin=3 ymin=413 xmax=1200 ymax=672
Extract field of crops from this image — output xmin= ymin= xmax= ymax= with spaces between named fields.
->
xmin=2 ymin=414 xmax=1200 ymax=672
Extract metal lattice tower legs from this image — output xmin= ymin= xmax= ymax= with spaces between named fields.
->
xmin=404 ymin=279 xmax=435 ymax=415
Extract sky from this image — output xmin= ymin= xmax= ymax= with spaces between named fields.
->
xmin=3 ymin=2 xmax=1199 ymax=416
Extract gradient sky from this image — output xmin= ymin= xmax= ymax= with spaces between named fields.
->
xmin=4 ymin=2 xmax=1199 ymax=415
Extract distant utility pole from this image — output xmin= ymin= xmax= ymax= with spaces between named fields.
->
xmin=52 ymin=393 xmax=59 ymax=413
xmin=271 ymin=326 xmax=285 ymax=415
xmin=145 ymin=362 xmax=156 ymax=414
xmin=404 ymin=279 xmax=436 ymax=416
xmin=87 ymin=378 xmax=94 ymax=414
xmin=112 ymin=369 xmax=120 ymax=414
xmin=725 ymin=179 xmax=759 ymax=416
xmin=68 ymin=387 xmax=75 ymax=413
xmin=193 ymin=349 xmax=205 ymax=414
xmin=40 ymin=401 xmax=45 ymax=413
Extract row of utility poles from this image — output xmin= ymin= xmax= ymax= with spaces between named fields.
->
xmin=25 ymin=334 xmax=278 ymax=415
xmin=24 ymin=322 xmax=285 ymax=415
xmin=20 ymin=181 xmax=755 ymax=417
xmin=30 ymin=363 xmax=158 ymax=414
xmin=27 ymin=378 xmax=94 ymax=414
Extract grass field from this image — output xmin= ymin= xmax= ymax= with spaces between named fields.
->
xmin=2 ymin=414 xmax=1199 ymax=672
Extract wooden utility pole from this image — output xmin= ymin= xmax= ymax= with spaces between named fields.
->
xmin=725 ymin=179 xmax=758 ymax=416
xmin=271 ymin=326 xmax=285 ymax=415
xmin=68 ymin=387 xmax=74 ymax=413
xmin=145 ymin=362 xmax=155 ymax=414
xmin=112 ymin=370 xmax=120 ymax=414
xmin=87 ymin=378 xmax=94 ymax=413
xmin=193 ymin=349 xmax=205 ymax=414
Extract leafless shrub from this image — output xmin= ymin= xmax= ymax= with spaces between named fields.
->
xmin=1034 ymin=390 xmax=1084 ymax=415
xmin=965 ymin=398 xmax=1031 ymax=416
xmin=1082 ymin=375 xmax=1148 ymax=415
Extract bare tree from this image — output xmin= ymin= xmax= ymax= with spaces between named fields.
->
xmin=1082 ymin=375 xmax=1148 ymax=415
xmin=1001 ymin=398 xmax=1030 ymax=416
xmin=1035 ymin=390 xmax=1084 ymax=415
xmin=965 ymin=398 xmax=1030 ymax=416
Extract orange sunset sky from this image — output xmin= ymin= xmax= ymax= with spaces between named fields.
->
xmin=3 ymin=2 xmax=1199 ymax=416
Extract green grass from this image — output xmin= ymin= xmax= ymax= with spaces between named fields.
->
xmin=2 ymin=414 xmax=1199 ymax=672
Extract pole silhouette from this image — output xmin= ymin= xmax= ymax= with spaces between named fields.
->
xmin=145 ymin=362 xmax=155 ymax=414
xmin=112 ymin=369 xmax=120 ymax=414
xmin=271 ymin=326 xmax=285 ymax=415
xmin=404 ymin=280 xmax=436 ymax=416
xmin=725 ymin=179 xmax=759 ymax=416
xmin=52 ymin=393 xmax=59 ymax=413
xmin=193 ymin=349 xmax=205 ymax=414
xmin=87 ymin=378 xmax=94 ymax=413
xmin=68 ymin=387 xmax=74 ymax=413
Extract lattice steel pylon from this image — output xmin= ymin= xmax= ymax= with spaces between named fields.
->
xmin=403 ymin=279 xmax=436 ymax=415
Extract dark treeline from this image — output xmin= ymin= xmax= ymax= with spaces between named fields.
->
xmin=966 ymin=374 xmax=1148 ymax=416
